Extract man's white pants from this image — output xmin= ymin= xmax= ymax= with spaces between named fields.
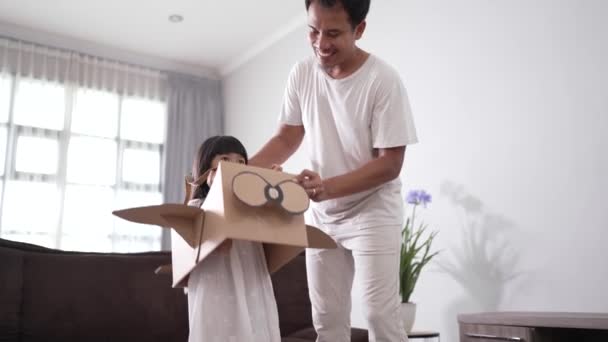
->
xmin=306 ymin=224 xmax=408 ymax=342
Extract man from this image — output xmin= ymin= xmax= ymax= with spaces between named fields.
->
xmin=250 ymin=0 xmax=417 ymax=341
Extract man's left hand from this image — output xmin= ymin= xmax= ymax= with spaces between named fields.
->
xmin=296 ymin=169 xmax=327 ymax=202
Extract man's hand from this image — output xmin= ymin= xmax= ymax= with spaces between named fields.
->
xmin=295 ymin=146 xmax=406 ymax=202
xmin=296 ymin=169 xmax=328 ymax=202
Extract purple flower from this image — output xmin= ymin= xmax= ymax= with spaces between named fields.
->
xmin=419 ymin=191 xmax=432 ymax=207
xmin=406 ymin=190 xmax=432 ymax=207
xmin=406 ymin=190 xmax=420 ymax=205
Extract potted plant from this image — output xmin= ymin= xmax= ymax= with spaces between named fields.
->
xmin=399 ymin=190 xmax=439 ymax=332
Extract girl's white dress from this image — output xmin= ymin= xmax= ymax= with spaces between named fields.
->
xmin=186 ymin=199 xmax=281 ymax=342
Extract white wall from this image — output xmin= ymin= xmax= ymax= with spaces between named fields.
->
xmin=222 ymin=27 xmax=310 ymax=171
xmin=223 ymin=1 xmax=608 ymax=340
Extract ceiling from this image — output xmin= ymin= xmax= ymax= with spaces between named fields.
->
xmin=0 ymin=0 xmax=306 ymax=76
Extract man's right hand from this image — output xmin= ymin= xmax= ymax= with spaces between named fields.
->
xmin=297 ymin=169 xmax=328 ymax=202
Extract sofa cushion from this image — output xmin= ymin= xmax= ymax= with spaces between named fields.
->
xmin=6 ymin=242 xmax=189 ymax=342
xmin=0 ymin=244 xmax=23 ymax=342
xmin=1 ymin=238 xmax=369 ymax=342
xmin=271 ymin=254 xmax=313 ymax=336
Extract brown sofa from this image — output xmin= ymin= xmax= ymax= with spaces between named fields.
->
xmin=0 ymin=238 xmax=368 ymax=342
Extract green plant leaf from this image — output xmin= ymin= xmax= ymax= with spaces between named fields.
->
xmin=399 ymin=204 xmax=440 ymax=303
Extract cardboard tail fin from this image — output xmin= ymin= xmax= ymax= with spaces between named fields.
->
xmin=262 ymin=227 xmax=337 ymax=274
xmin=305 ymin=225 xmax=337 ymax=249
xmin=263 ymin=244 xmax=305 ymax=274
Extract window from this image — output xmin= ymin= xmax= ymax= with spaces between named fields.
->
xmin=13 ymin=79 xmax=65 ymax=130
xmin=0 ymin=76 xmax=10 ymax=123
xmin=0 ymin=127 xmax=7 ymax=175
xmin=0 ymin=74 xmax=166 ymax=252
xmin=16 ymin=136 xmax=59 ymax=174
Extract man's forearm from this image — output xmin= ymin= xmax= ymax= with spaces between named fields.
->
xmin=249 ymin=135 xmax=299 ymax=168
xmin=323 ymin=155 xmax=402 ymax=199
xmin=250 ymin=124 xmax=305 ymax=168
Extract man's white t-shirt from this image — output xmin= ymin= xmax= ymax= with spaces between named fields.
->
xmin=279 ymin=54 xmax=418 ymax=231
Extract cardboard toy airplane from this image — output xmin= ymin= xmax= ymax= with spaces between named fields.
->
xmin=113 ymin=161 xmax=337 ymax=288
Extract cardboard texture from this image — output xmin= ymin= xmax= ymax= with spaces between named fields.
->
xmin=113 ymin=161 xmax=336 ymax=288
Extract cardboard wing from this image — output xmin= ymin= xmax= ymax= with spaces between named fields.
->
xmin=113 ymin=161 xmax=336 ymax=288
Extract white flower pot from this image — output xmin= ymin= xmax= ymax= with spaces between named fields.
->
xmin=400 ymin=302 xmax=416 ymax=333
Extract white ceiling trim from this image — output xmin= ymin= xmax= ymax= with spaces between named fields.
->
xmin=219 ymin=13 xmax=306 ymax=77
xmin=0 ymin=20 xmax=219 ymax=80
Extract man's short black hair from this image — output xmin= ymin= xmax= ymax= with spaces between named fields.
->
xmin=305 ymin=0 xmax=370 ymax=29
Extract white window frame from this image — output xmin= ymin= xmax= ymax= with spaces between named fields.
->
xmin=0 ymin=73 xmax=166 ymax=252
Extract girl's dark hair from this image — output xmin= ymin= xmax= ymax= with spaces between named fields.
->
xmin=305 ymin=0 xmax=370 ymax=29
xmin=191 ymin=135 xmax=248 ymax=200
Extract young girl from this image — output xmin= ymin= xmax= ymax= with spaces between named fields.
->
xmin=185 ymin=135 xmax=281 ymax=342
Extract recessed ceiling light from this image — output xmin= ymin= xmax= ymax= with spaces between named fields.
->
xmin=169 ymin=14 xmax=184 ymax=23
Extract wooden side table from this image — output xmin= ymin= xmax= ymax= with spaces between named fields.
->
xmin=458 ymin=312 xmax=608 ymax=342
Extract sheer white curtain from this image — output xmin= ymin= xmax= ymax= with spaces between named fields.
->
xmin=0 ymin=38 xmax=167 ymax=98
xmin=0 ymin=37 xmax=169 ymax=252
xmin=162 ymin=73 xmax=223 ymax=249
